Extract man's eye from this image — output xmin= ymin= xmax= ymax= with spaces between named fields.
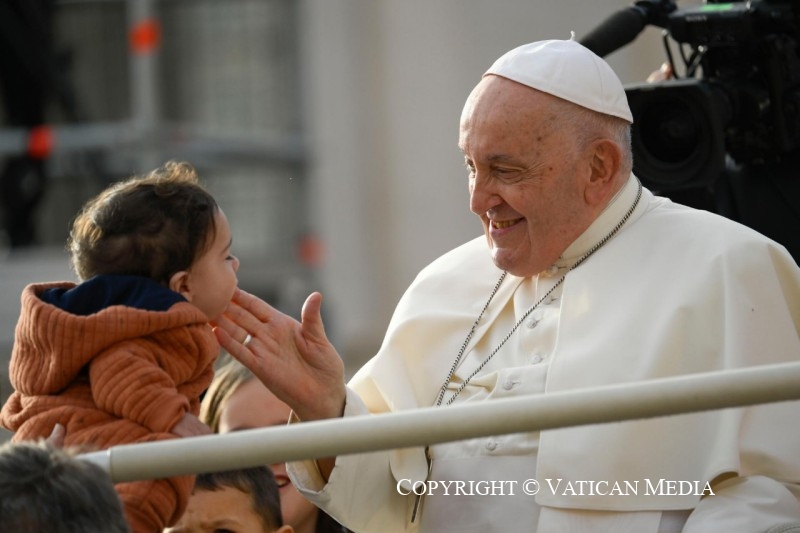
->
xmin=495 ymin=168 xmax=522 ymax=181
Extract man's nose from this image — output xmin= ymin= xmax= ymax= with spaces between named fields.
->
xmin=469 ymin=173 xmax=500 ymax=215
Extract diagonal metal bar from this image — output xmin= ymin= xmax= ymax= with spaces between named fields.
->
xmin=80 ymin=361 xmax=800 ymax=483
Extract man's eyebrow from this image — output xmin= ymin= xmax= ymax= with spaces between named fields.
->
xmin=462 ymin=153 xmax=518 ymax=163
xmin=486 ymin=154 xmax=518 ymax=163
xmin=458 ymin=147 xmax=518 ymax=165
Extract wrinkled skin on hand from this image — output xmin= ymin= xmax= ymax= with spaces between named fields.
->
xmin=212 ymin=289 xmax=346 ymax=425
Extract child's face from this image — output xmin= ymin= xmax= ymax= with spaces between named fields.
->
xmin=218 ymin=379 xmax=320 ymax=532
xmin=182 ymin=208 xmax=240 ymax=320
xmin=163 ymin=485 xmax=288 ymax=533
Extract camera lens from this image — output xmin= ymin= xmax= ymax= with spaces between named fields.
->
xmin=640 ymin=100 xmax=699 ymax=165
xmin=626 ymin=80 xmax=727 ymax=190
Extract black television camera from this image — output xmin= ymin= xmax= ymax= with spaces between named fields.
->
xmin=582 ymin=0 xmax=800 ymax=191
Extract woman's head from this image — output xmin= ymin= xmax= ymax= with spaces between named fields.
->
xmin=200 ymin=356 xmax=332 ymax=533
xmin=69 ymin=161 xmax=219 ymax=285
xmin=200 ymin=354 xmax=255 ymax=433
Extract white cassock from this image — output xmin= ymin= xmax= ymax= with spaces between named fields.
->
xmin=288 ymin=175 xmax=800 ymax=533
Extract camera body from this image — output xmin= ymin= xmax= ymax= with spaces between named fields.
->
xmin=626 ymin=0 xmax=800 ymax=190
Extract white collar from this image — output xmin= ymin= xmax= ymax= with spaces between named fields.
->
xmin=550 ymin=174 xmax=643 ymax=271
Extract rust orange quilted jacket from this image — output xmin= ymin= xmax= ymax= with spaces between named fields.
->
xmin=0 ymin=277 xmax=219 ymax=532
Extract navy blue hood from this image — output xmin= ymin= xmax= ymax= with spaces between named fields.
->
xmin=40 ymin=274 xmax=186 ymax=316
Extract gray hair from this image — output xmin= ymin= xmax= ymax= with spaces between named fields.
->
xmin=552 ymin=96 xmax=633 ymax=175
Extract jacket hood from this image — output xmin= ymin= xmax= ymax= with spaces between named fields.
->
xmin=40 ymin=274 xmax=185 ymax=315
xmin=9 ymin=277 xmax=209 ymax=395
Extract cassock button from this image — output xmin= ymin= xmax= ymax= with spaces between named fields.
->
xmin=531 ymin=355 xmax=544 ymax=364
xmin=527 ymin=317 xmax=540 ymax=329
xmin=486 ymin=440 xmax=498 ymax=451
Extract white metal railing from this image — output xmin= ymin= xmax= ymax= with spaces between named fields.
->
xmin=80 ymin=361 xmax=800 ymax=482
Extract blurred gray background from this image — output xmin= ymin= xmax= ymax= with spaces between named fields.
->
xmin=0 ymin=0 xmax=667 ymax=440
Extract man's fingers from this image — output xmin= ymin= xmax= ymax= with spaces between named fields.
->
xmin=212 ymin=312 xmax=236 ymax=334
xmin=233 ymin=288 xmax=276 ymax=322
xmin=212 ymin=325 xmax=234 ymax=351
xmin=222 ymin=297 xmax=271 ymax=338
xmin=213 ymin=313 xmax=250 ymax=344
xmin=214 ymin=326 xmax=257 ymax=368
xmin=301 ymin=292 xmax=328 ymax=341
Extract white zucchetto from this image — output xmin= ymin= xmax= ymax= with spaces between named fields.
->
xmin=484 ymin=38 xmax=634 ymax=123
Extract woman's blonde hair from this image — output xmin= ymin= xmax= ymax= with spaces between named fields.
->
xmin=200 ymin=354 xmax=256 ymax=433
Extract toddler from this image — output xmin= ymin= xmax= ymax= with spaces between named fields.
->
xmin=0 ymin=161 xmax=239 ymax=532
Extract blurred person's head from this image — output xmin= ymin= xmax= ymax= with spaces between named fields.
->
xmin=68 ymin=160 xmax=239 ymax=320
xmin=201 ymin=355 xmax=347 ymax=533
xmin=164 ymin=466 xmax=293 ymax=533
xmin=0 ymin=439 xmax=131 ymax=533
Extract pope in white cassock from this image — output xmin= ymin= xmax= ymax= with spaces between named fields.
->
xmin=215 ymin=38 xmax=800 ymax=533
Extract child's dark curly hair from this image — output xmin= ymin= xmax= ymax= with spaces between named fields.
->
xmin=68 ymin=161 xmax=218 ymax=283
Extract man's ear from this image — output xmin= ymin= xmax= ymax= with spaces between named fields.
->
xmin=585 ymin=138 xmax=622 ymax=206
xmin=276 ymin=525 xmax=295 ymax=533
xmin=169 ymin=270 xmax=193 ymax=301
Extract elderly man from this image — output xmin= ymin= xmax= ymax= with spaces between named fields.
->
xmin=216 ymin=39 xmax=800 ymax=532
